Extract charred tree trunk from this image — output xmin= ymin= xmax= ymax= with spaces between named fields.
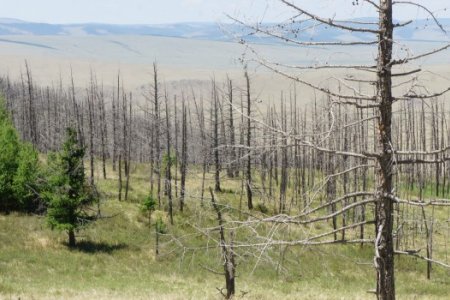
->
xmin=125 ymin=93 xmax=132 ymax=201
xmin=245 ymin=70 xmax=253 ymax=210
xmin=209 ymin=188 xmax=235 ymax=299
xmin=174 ymin=95 xmax=179 ymax=199
xmin=70 ymin=69 xmax=83 ymax=152
xmin=68 ymin=229 xmax=76 ymax=248
xmin=165 ymin=95 xmax=174 ymax=225
xmin=375 ymin=2 xmax=395 ymax=299
xmin=87 ymin=77 xmax=95 ymax=187
xmin=279 ymin=96 xmax=288 ymax=213
xmin=227 ymin=78 xmax=238 ymax=178
xmin=25 ymin=60 xmax=37 ymax=147
xmin=121 ymin=92 xmax=128 ymax=201
xmin=112 ymin=73 xmax=119 ymax=172
xmin=99 ymin=84 xmax=107 ymax=179
xmin=213 ymin=82 xmax=222 ymax=192
xmin=154 ymin=63 xmax=162 ymax=207
xmin=180 ymin=98 xmax=188 ymax=212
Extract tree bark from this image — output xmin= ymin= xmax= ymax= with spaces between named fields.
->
xmin=165 ymin=94 xmax=174 ymax=225
xmin=68 ymin=229 xmax=76 ymax=247
xmin=375 ymin=1 xmax=395 ymax=299
xmin=245 ymin=70 xmax=253 ymax=210
xmin=213 ymin=81 xmax=222 ymax=192
xmin=180 ymin=98 xmax=187 ymax=212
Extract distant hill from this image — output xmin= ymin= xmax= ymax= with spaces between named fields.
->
xmin=0 ymin=18 xmax=449 ymax=43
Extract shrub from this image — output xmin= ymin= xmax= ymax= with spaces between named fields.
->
xmin=155 ymin=217 xmax=167 ymax=234
xmin=256 ymin=203 xmax=269 ymax=214
xmin=141 ymin=194 xmax=157 ymax=226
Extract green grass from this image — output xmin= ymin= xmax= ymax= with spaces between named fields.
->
xmin=0 ymin=160 xmax=449 ymax=299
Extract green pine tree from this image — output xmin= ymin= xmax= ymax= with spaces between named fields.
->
xmin=44 ymin=127 xmax=96 ymax=247
xmin=0 ymin=96 xmax=41 ymax=212
xmin=0 ymin=110 xmax=20 ymax=211
xmin=13 ymin=143 xmax=41 ymax=211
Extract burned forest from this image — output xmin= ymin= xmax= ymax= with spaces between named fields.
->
xmin=1 ymin=1 xmax=450 ymax=299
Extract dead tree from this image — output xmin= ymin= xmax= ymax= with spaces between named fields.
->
xmin=112 ymin=72 xmax=119 ymax=172
xmin=125 ymin=92 xmax=132 ymax=201
xmin=153 ymin=63 xmax=162 ymax=207
xmin=24 ymin=60 xmax=37 ymax=147
xmin=180 ymin=96 xmax=188 ymax=212
xmin=212 ymin=81 xmax=222 ymax=192
xmin=193 ymin=93 xmax=208 ymax=205
xmin=227 ymin=78 xmax=239 ymax=178
xmin=231 ymin=1 xmax=450 ymax=299
xmin=98 ymin=83 xmax=108 ymax=179
xmin=245 ymin=70 xmax=253 ymax=210
xmin=209 ymin=188 xmax=235 ymax=299
xmin=374 ymin=2 xmax=395 ymax=296
xmin=70 ymin=69 xmax=83 ymax=152
xmin=87 ymin=72 xmax=96 ymax=187
xmin=279 ymin=95 xmax=288 ymax=213
xmin=165 ymin=93 xmax=174 ymax=225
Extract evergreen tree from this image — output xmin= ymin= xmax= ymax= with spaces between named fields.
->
xmin=44 ymin=127 xmax=96 ymax=247
xmin=0 ymin=96 xmax=40 ymax=212
xmin=13 ymin=143 xmax=41 ymax=212
xmin=0 ymin=111 xmax=19 ymax=211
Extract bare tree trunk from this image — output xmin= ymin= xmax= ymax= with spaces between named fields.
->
xmin=180 ymin=97 xmax=188 ymax=212
xmin=154 ymin=63 xmax=162 ymax=207
xmin=245 ymin=70 xmax=253 ymax=210
xmin=193 ymin=93 xmax=207 ymax=206
xmin=118 ymin=154 xmax=123 ymax=201
xmin=99 ymin=84 xmax=107 ymax=179
xmin=25 ymin=60 xmax=37 ymax=147
xmin=70 ymin=69 xmax=83 ymax=153
xmin=68 ymin=229 xmax=76 ymax=247
xmin=125 ymin=93 xmax=132 ymax=201
xmin=341 ymin=110 xmax=349 ymax=240
xmin=209 ymin=188 xmax=235 ymax=299
xmin=421 ymin=207 xmax=433 ymax=280
xmin=213 ymin=81 xmax=222 ymax=192
xmin=165 ymin=94 xmax=174 ymax=225
xmin=112 ymin=72 xmax=119 ymax=172
xmin=174 ymin=95 xmax=179 ymax=199
xmin=87 ymin=76 xmax=95 ymax=187
xmin=149 ymin=102 xmax=155 ymax=195
xmin=279 ymin=96 xmax=288 ymax=213
xmin=227 ymin=78 xmax=238 ymax=178
xmin=121 ymin=91 xmax=128 ymax=201
xmin=375 ymin=2 xmax=395 ymax=299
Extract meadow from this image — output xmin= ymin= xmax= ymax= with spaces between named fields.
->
xmin=1 ymin=160 xmax=449 ymax=300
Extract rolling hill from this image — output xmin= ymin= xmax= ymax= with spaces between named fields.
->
xmin=0 ymin=18 xmax=449 ymax=43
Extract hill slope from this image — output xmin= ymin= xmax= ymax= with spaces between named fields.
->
xmin=0 ymin=18 xmax=449 ymax=43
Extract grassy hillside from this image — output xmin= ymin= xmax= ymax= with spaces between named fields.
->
xmin=1 ymin=160 xmax=449 ymax=299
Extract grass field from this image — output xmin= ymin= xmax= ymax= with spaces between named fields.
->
xmin=1 ymin=160 xmax=450 ymax=299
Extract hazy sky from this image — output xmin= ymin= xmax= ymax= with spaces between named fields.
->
xmin=3 ymin=0 xmax=450 ymax=24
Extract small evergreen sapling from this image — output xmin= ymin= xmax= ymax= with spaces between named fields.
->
xmin=141 ymin=194 xmax=157 ymax=226
xmin=44 ymin=127 xmax=96 ymax=247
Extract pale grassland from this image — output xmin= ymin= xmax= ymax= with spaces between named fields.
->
xmin=0 ymin=159 xmax=449 ymax=299
xmin=0 ymin=35 xmax=449 ymax=107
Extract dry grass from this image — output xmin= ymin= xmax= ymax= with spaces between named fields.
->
xmin=0 ymin=161 xmax=449 ymax=299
